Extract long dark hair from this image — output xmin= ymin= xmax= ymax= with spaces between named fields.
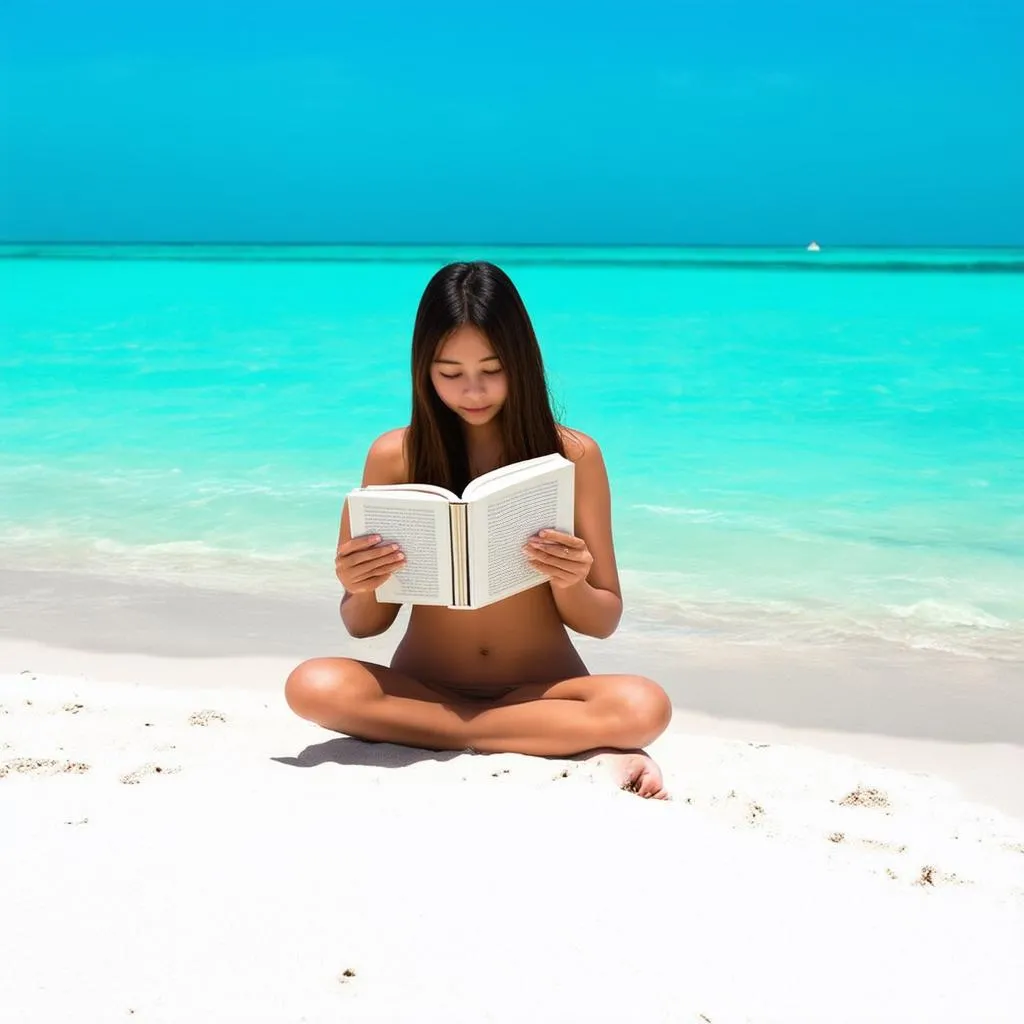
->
xmin=407 ymin=261 xmax=564 ymax=492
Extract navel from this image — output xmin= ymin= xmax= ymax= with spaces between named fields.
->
xmin=478 ymin=647 xmax=490 ymax=657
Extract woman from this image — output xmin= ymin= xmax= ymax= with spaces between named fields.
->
xmin=285 ymin=262 xmax=672 ymax=797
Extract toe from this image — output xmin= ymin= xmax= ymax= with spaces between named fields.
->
xmin=637 ymin=771 xmax=664 ymax=798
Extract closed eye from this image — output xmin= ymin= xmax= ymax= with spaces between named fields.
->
xmin=438 ymin=367 xmax=503 ymax=380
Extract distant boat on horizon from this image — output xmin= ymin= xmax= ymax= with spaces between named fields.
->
xmin=806 ymin=241 xmax=821 ymax=252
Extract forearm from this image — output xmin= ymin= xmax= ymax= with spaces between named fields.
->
xmin=340 ymin=590 xmax=400 ymax=638
xmin=551 ymin=580 xmax=622 ymax=639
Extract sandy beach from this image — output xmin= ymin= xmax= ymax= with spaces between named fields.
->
xmin=2 ymin=571 xmax=1023 ymax=1022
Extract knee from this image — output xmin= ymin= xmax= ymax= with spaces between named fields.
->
xmin=284 ymin=658 xmax=366 ymax=725
xmin=606 ymin=676 xmax=673 ymax=747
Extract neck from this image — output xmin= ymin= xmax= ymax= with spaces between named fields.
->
xmin=462 ymin=418 xmax=504 ymax=477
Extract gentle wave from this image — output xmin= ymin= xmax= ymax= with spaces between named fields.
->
xmin=630 ymin=502 xmax=1024 ymax=557
xmin=3 ymin=527 xmax=1019 ymax=660
xmin=630 ymin=503 xmax=724 ymax=522
xmin=0 ymin=463 xmax=352 ymax=501
xmin=618 ymin=571 xmax=1023 ymax=662
xmin=0 ymin=529 xmax=335 ymax=597
xmin=884 ymin=599 xmax=1010 ymax=630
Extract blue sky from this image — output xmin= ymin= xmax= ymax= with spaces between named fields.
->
xmin=1 ymin=1 xmax=1022 ymax=244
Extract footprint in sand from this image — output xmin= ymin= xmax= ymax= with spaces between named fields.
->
xmin=914 ymin=864 xmax=969 ymax=887
xmin=878 ymin=862 xmax=970 ymax=887
xmin=827 ymin=833 xmax=907 ymax=854
xmin=838 ymin=785 xmax=891 ymax=809
xmin=0 ymin=758 xmax=90 ymax=778
xmin=188 ymin=710 xmax=227 ymax=727
xmin=859 ymin=837 xmax=908 ymax=854
xmin=120 ymin=763 xmax=180 ymax=785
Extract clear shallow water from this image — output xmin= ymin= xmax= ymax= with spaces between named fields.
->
xmin=1 ymin=246 xmax=1022 ymax=660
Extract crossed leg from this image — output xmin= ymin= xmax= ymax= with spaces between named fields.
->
xmin=284 ymin=658 xmax=674 ymax=798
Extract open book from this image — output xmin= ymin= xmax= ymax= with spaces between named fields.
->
xmin=346 ymin=453 xmax=575 ymax=609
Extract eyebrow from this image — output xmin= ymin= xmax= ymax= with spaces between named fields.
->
xmin=433 ymin=355 xmax=501 ymax=365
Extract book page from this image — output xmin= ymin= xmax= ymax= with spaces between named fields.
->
xmin=364 ymin=483 xmax=460 ymax=501
xmin=461 ymin=453 xmax=569 ymax=501
xmin=347 ymin=492 xmax=454 ymax=607
xmin=465 ymin=461 xmax=574 ymax=607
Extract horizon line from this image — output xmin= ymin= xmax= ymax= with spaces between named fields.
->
xmin=2 ymin=240 xmax=1023 ymax=250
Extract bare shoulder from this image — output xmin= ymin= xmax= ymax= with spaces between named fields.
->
xmin=363 ymin=426 xmax=410 ymax=485
xmin=558 ymin=425 xmax=605 ymax=467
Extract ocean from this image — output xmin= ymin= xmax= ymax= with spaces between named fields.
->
xmin=1 ymin=245 xmax=1022 ymax=662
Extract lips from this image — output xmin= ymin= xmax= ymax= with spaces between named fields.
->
xmin=460 ymin=406 xmax=492 ymax=414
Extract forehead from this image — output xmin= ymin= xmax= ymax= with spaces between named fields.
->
xmin=434 ymin=325 xmax=497 ymax=362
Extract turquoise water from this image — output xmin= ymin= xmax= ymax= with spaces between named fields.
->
xmin=1 ymin=246 xmax=1022 ymax=660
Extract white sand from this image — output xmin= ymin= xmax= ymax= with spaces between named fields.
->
xmin=2 ymin=652 xmax=1023 ymax=1023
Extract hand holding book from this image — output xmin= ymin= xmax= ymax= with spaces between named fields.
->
xmin=335 ymin=533 xmax=406 ymax=593
xmin=523 ymin=529 xmax=594 ymax=590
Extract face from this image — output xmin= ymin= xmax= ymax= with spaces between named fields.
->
xmin=430 ymin=325 xmax=508 ymax=426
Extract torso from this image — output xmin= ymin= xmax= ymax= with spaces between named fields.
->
xmin=391 ymin=588 xmax=587 ymax=688
xmin=383 ymin=426 xmax=589 ymax=689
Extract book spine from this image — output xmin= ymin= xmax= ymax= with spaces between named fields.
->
xmin=449 ymin=504 xmax=470 ymax=607
xmin=458 ymin=503 xmax=469 ymax=606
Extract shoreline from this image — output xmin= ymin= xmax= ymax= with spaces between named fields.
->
xmin=2 ymin=566 xmax=1022 ymax=820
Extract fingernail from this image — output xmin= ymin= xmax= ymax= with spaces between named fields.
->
xmin=395 ymin=552 xmax=405 ymax=560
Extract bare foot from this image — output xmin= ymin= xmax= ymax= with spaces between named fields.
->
xmin=585 ymin=748 xmax=669 ymax=799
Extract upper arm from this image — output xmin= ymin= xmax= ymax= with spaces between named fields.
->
xmin=337 ymin=427 xmax=409 ymax=551
xmin=562 ymin=429 xmax=621 ymax=599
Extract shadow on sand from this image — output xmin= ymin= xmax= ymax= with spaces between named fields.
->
xmin=272 ymin=735 xmax=463 ymax=771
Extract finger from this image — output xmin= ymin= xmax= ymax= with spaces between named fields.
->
xmin=347 ymin=568 xmax=396 ymax=591
xmin=526 ymin=556 xmax=578 ymax=584
xmin=340 ymin=551 xmax=403 ymax=583
xmin=528 ymin=540 xmax=584 ymax=561
xmin=350 ymin=571 xmax=394 ymax=590
xmin=538 ymin=530 xmax=586 ymax=548
xmin=526 ymin=546 xmax=585 ymax=571
xmin=351 ymin=553 xmax=405 ymax=582
xmin=339 ymin=533 xmax=383 ymax=554
xmin=337 ymin=538 xmax=389 ymax=563
xmin=339 ymin=543 xmax=401 ymax=567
